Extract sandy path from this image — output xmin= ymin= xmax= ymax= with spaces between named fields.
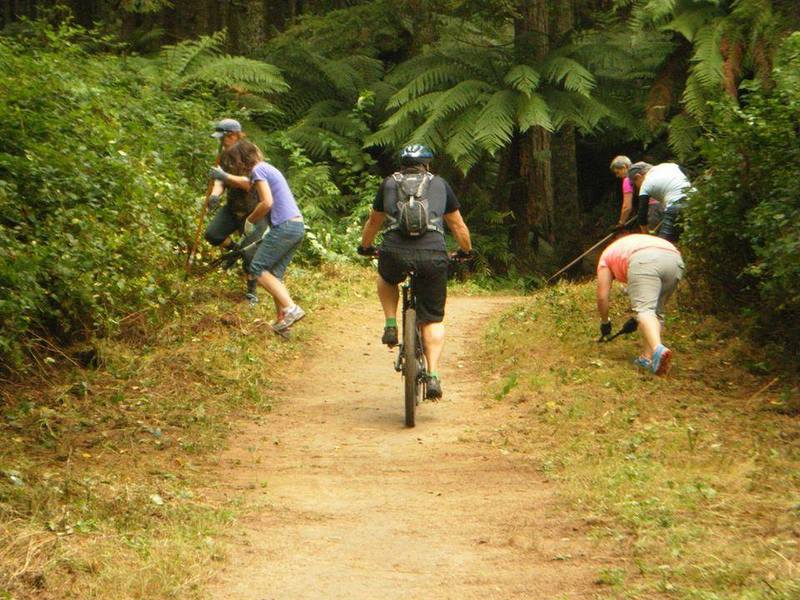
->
xmin=206 ymin=296 xmax=606 ymax=599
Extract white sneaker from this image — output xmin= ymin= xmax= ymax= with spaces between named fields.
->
xmin=273 ymin=305 xmax=305 ymax=331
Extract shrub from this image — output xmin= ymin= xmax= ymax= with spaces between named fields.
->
xmin=0 ymin=22 xmax=220 ymax=369
xmin=684 ymin=32 xmax=800 ymax=354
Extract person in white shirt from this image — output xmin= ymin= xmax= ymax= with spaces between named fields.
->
xmin=627 ymin=162 xmax=695 ymax=243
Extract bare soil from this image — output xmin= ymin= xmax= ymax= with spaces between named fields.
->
xmin=205 ymin=296 xmax=611 ymax=599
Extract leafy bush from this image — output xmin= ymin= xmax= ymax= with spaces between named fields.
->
xmin=684 ymin=32 xmax=800 ymax=353
xmin=0 ymin=21 xmax=221 ymax=369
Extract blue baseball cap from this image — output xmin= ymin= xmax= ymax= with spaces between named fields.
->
xmin=211 ymin=118 xmax=242 ymax=138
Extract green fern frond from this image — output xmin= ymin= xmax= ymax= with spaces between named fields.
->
xmin=681 ymin=72 xmax=712 ymax=119
xmin=445 ymin=106 xmax=483 ymax=171
xmin=541 ymin=56 xmax=596 ymax=95
xmin=388 ymin=63 xmax=474 ymax=109
xmin=516 ymin=93 xmax=552 ymax=132
xmin=503 ymin=65 xmax=541 ymax=96
xmin=179 ymin=56 xmax=289 ymax=95
xmin=667 ymin=112 xmax=701 ymax=159
xmin=383 ymin=92 xmax=444 ymax=128
xmin=159 ymin=31 xmax=225 ymax=79
xmin=427 ymin=80 xmax=493 ymax=123
xmin=690 ymin=18 xmax=725 ymax=89
xmin=474 ymin=90 xmax=517 ymax=153
xmin=662 ymin=6 xmax=719 ymax=42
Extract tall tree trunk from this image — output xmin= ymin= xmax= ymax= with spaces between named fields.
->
xmin=511 ymin=0 xmax=553 ymax=266
xmin=227 ymin=0 xmax=267 ymax=55
xmin=550 ymin=0 xmax=580 ymax=257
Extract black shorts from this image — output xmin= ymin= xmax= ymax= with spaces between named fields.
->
xmin=378 ymin=248 xmax=449 ymax=323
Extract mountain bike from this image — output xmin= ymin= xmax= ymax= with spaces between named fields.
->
xmin=359 ymin=247 xmax=473 ymax=428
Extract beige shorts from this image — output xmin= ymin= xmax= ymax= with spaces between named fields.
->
xmin=627 ymin=249 xmax=685 ymax=320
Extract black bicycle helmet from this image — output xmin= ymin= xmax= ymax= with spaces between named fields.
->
xmin=399 ymin=144 xmax=433 ymax=165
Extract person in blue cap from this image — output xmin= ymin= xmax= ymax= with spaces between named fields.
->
xmin=204 ymin=118 xmax=267 ymax=303
xmin=357 ymin=145 xmax=473 ymax=400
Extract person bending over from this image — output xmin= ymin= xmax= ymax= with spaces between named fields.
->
xmin=213 ymin=140 xmax=306 ymax=334
xmin=626 ymin=162 xmax=695 ymax=243
xmin=596 ymin=234 xmax=685 ymax=375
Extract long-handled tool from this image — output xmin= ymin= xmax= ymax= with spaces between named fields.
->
xmin=190 ymin=229 xmax=267 ymax=277
xmin=547 ymin=216 xmax=637 ymax=283
xmin=599 ymin=317 xmax=639 ymax=343
xmin=185 ymin=146 xmax=222 ymax=276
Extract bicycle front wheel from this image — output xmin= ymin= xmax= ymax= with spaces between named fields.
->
xmin=403 ymin=308 xmax=419 ymax=427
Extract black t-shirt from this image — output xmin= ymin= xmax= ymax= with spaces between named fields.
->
xmin=372 ymin=173 xmax=461 ymax=251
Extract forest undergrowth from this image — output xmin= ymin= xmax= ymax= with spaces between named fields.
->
xmin=481 ymin=282 xmax=800 ymax=599
xmin=0 ymin=263 xmax=373 ymax=599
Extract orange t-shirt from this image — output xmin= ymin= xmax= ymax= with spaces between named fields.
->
xmin=597 ymin=234 xmax=679 ymax=283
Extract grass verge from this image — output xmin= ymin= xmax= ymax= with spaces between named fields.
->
xmin=481 ymin=281 xmax=800 ymax=599
xmin=0 ymin=262 xmax=372 ymax=599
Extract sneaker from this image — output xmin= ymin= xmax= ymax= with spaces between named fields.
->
xmin=273 ymin=304 xmax=305 ymax=331
xmin=425 ymin=376 xmax=442 ymax=400
xmin=633 ymin=356 xmax=652 ymax=370
xmin=382 ymin=326 xmax=398 ymax=347
xmin=651 ymin=344 xmax=672 ymax=375
xmin=245 ymin=280 xmax=258 ymax=305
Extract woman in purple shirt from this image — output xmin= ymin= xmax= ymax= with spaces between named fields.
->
xmin=213 ymin=140 xmax=306 ymax=334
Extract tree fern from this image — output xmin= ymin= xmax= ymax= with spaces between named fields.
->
xmin=180 ymin=56 xmax=288 ymax=95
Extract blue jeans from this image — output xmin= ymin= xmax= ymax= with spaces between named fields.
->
xmin=658 ymin=200 xmax=684 ymax=244
xmin=249 ymin=220 xmax=304 ymax=280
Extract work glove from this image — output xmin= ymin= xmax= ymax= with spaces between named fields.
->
xmin=600 ymin=321 xmax=612 ymax=337
xmin=209 ymin=166 xmax=229 ymax=182
xmin=452 ymin=248 xmax=475 ymax=260
xmin=356 ymin=245 xmax=377 ymax=257
xmin=207 ymin=194 xmax=221 ymax=211
xmin=243 ymin=219 xmax=256 ymax=236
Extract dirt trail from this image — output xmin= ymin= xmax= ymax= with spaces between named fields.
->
xmin=207 ymin=296 xmax=607 ymax=599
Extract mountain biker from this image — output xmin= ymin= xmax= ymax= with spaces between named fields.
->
xmin=205 ymin=118 xmax=261 ymax=303
xmin=626 ymin=162 xmax=695 ymax=243
xmin=213 ymin=140 xmax=306 ymax=334
xmin=596 ymin=233 xmax=684 ymax=375
xmin=357 ymin=145 xmax=473 ymax=400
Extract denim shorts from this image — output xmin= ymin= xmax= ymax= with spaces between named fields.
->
xmin=249 ymin=219 xmax=304 ymax=280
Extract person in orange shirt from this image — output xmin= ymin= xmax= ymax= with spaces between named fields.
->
xmin=596 ymin=234 xmax=685 ymax=374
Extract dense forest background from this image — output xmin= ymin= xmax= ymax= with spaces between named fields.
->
xmin=1 ymin=0 xmax=799 ymax=369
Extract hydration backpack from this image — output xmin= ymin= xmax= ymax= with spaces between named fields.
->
xmin=388 ymin=171 xmax=443 ymax=238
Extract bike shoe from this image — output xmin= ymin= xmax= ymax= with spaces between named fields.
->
xmin=425 ymin=376 xmax=442 ymax=400
xmin=382 ymin=326 xmax=398 ymax=347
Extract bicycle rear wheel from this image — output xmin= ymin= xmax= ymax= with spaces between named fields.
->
xmin=403 ymin=308 xmax=420 ymax=427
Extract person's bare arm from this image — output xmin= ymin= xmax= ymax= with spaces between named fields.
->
xmin=223 ymin=174 xmax=252 ymax=192
xmin=618 ymin=190 xmax=633 ymax=225
xmin=596 ymin=266 xmax=613 ymax=322
xmin=360 ymin=210 xmax=386 ymax=248
xmin=443 ymin=210 xmax=472 ymax=252
xmin=246 ymin=180 xmax=273 ymax=225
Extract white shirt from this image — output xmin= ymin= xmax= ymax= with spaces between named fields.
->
xmin=639 ymin=163 xmax=695 ymax=208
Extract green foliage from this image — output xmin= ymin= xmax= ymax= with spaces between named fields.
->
xmin=683 ymin=32 xmax=800 ymax=352
xmin=147 ymin=30 xmax=289 ymax=97
xmin=0 ymin=22 xmax=221 ymax=369
xmin=366 ymin=21 xmax=613 ymax=173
